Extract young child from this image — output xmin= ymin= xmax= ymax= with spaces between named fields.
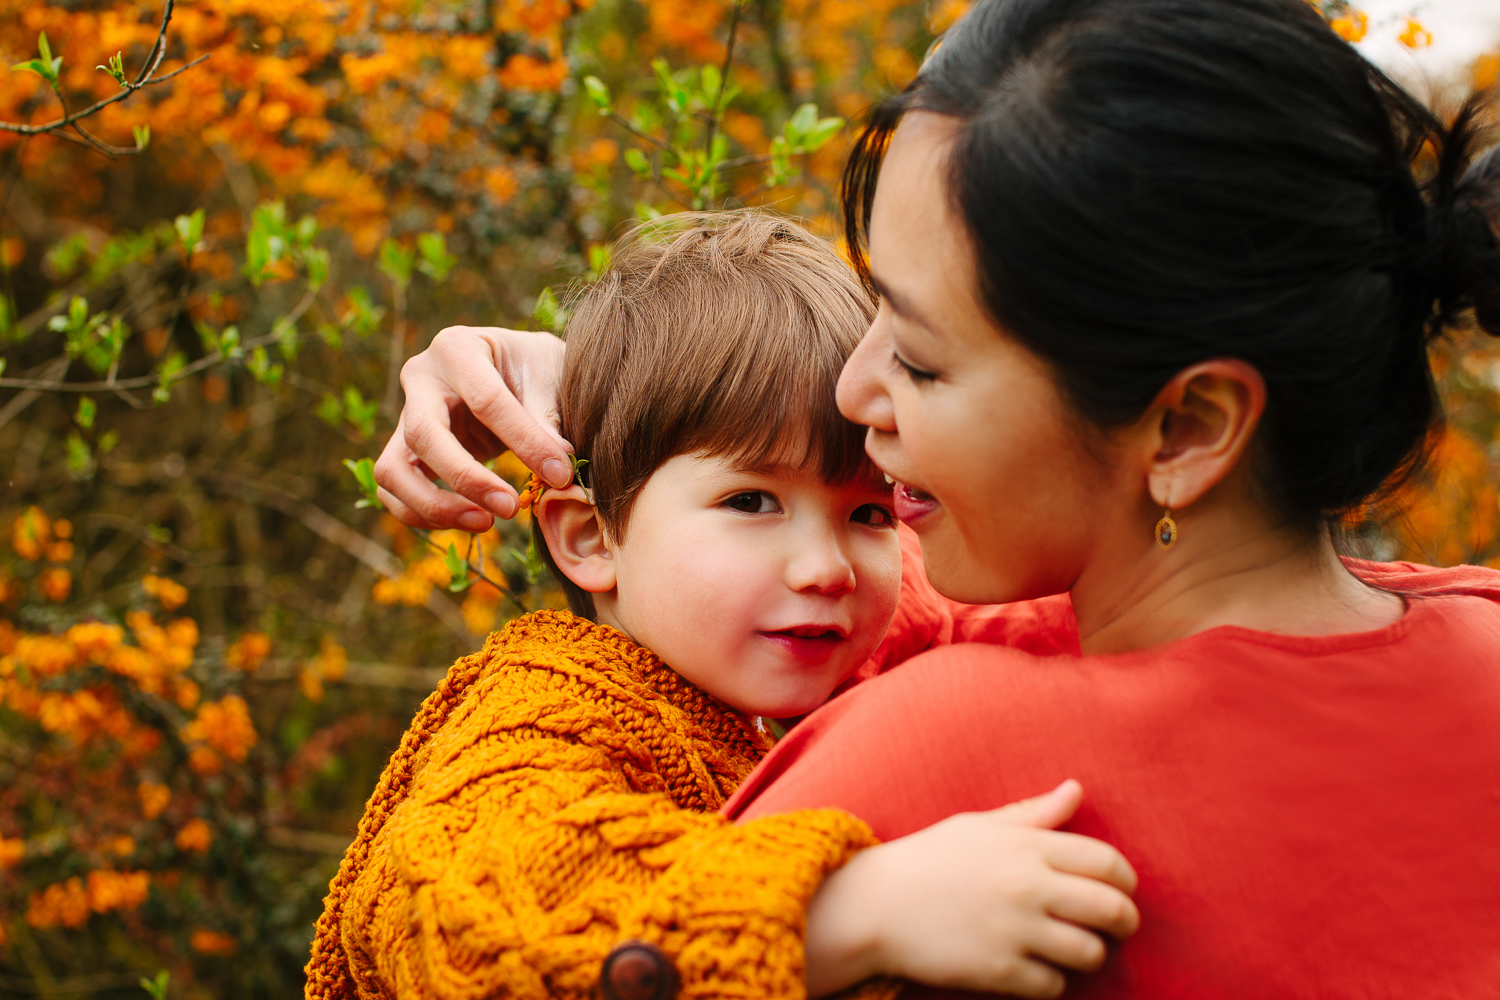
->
xmin=305 ymin=213 xmax=1135 ymax=1000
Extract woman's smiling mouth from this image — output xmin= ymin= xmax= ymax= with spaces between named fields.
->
xmin=892 ymin=482 xmax=941 ymax=525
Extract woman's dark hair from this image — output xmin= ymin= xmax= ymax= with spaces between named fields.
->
xmin=843 ymin=0 xmax=1500 ymax=526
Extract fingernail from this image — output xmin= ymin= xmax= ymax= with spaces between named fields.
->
xmin=541 ymin=458 xmax=572 ymax=489
xmin=484 ymin=491 xmax=517 ymax=518
xmin=458 ymin=509 xmax=493 ymax=532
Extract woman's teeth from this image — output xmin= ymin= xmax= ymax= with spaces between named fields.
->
xmin=884 ymin=472 xmax=895 ymax=485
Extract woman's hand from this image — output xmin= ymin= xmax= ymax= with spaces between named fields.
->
xmin=804 ymin=781 xmax=1139 ymax=999
xmin=374 ymin=325 xmax=571 ymax=530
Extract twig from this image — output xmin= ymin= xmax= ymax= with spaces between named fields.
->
xmin=382 ymin=280 xmax=406 ymax=423
xmin=605 ymin=110 xmax=674 ymax=155
xmin=714 ymin=153 xmax=773 ymax=172
xmin=0 ymin=356 xmax=69 ymax=430
xmin=701 ymin=0 xmax=744 ymax=163
xmin=0 ymin=0 xmax=208 ymax=139
xmin=0 ymin=284 xmax=319 ymax=393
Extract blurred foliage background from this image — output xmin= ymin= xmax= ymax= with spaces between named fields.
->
xmin=0 ymin=0 xmax=1495 ymax=995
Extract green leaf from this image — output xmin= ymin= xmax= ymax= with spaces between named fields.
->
xmin=153 ymin=352 xmax=185 ymax=405
xmin=65 ymin=431 xmax=92 ymax=474
xmin=97 ymin=52 xmax=127 ymax=88
xmin=378 ymin=238 xmax=415 ymax=288
xmin=75 ymin=395 xmax=96 ymax=429
xmin=623 ymin=147 xmax=650 ymax=176
xmin=98 ymin=429 xmax=119 ymax=453
xmin=442 ymin=542 xmax=474 ymax=592
xmin=14 ymin=33 xmax=62 ymax=88
xmin=0 ymin=358 xmax=6 ymax=378
xmin=341 ymin=286 xmax=384 ymax=337
xmin=139 ymin=970 xmax=170 ymax=1000
xmin=701 ymin=64 xmax=721 ymax=104
xmin=416 ymin=231 xmax=456 ymax=282
xmin=788 ymin=102 xmax=818 ymax=139
xmin=342 ymin=385 xmax=378 ymax=438
xmin=245 ymin=225 xmax=271 ymax=285
xmin=801 ymin=116 xmax=844 ymax=153
xmin=174 ymin=209 xmax=205 ymax=253
xmin=583 ymin=75 xmax=610 ymax=112
xmin=315 ymin=393 xmax=343 ymax=427
xmin=532 ymin=286 xmax=567 ymax=334
xmin=303 ymin=246 xmax=329 ymax=291
xmin=587 ymin=244 xmax=612 ymax=280
xmin=343 ymin=457 xmax=384 ymax=509
xmin=295 ymin=215 xmax=318 ymax=246
xmin=133 ymin=125 xmax=150 ymax=150
xmin=246 ymin=346 xmax=283 ymax=388
xmin=43 ymin=234 xmax=88 ymax=280
xmin=219 ymin=325 xmax=241 ymax=359
xmin=274 ymin=317 xmax=300 ymax=361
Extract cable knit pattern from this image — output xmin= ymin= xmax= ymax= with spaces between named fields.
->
xmin=304 ymin=610 xmax=887 ymax=1000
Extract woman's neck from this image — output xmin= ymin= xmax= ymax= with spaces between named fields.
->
xmin=1071 ymin=498 xmax=1405 ymax=657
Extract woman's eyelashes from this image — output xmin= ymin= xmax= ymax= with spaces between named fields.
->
xmin=723 ymin=490 xmax=781 ymax=514
xmin=852 ymin=503 xmax=898 ymax=528
xmin=892 ymin=350 xmax=937 ymax=383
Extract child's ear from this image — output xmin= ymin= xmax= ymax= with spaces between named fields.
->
xmin=535 ymin=487 xmax=616 ymax=594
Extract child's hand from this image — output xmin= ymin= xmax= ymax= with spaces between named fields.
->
xmin=804 ymin=780 xmax=1138 ymax=999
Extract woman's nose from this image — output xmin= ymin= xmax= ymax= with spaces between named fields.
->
xmin=836 ymin=314 xmax=897 ymax=433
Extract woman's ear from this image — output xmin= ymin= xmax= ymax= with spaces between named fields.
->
xmin=1141 ymin=358 xmax=1266 ymax=509
xmin=535 ymin=486 xmax=617 ymax=594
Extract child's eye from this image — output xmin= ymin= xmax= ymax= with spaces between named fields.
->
xmin=852 ymin=504 xmax=897 ymax=528
xmin=724 ymin=491 xmax=779 ymax=514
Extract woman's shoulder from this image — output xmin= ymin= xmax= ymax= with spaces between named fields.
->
xmin=1344 ymin=556 xmax=1500 ymax=601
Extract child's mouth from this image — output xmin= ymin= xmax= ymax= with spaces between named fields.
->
xmin=892 ymin=482 xmax=942 ymax=525
xmin=757 ymin=627 xmax=846 ymax=659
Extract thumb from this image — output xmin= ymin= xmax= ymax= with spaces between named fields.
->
xmin=988 ymin=779 xmax=1083 ymax=830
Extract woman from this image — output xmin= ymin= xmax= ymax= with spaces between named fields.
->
xmin=378 ymin=0 xmax=1500 ymax=994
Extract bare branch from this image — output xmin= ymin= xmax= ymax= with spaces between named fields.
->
xmin=0 ymin=285 xmax=317 ymax=394
xmin=606 ymin=111 xmax=674 ymax=154
xmin=702 ymin=0 xmax=745 ymax=166
xmin=0 ymin=0 xmax=210 ymax=149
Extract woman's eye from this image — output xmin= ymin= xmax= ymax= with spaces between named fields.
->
xmin=852 ymin=504 xmax=897 ymax=528
xmin=724 ymin=491 xmax=779 ymax=514
xmin=893 ymin=351 xmax=937 ymax=383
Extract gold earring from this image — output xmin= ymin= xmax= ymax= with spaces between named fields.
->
xmin=1154 ymin=484 xmax=1178 ymax=550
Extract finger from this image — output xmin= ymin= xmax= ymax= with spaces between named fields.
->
xmin=397 ymin=401 xmax=519 ymax=519
xmin=1045 ymin=874 xmax=1141 ymax=940
xmin=374 ymin=421 xmax=500 ymax=531
xmin=988 ymin=779 xmax=1083 ymax=830
xmin=373 ymin=458 xmax=494 ymax=533
xmin=988 ymin=957 xmax=1067 ymax=999
xmin=1028 ymin=920 xmax=1109 ymax=973
xmin=442 ymin=343 xmax=573 ymax=488
xmin=1039 ymin=833 xmax=1139 ymax=895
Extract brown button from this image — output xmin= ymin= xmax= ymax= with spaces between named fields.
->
xmin=601 ymin=940 xmax=678 ymax=1000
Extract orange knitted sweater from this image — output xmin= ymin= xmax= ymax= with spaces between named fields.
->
xmin=304 ymin=610 xmax=884 ymax=1000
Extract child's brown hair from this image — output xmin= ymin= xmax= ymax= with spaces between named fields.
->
xmin=540 ymin=211 xmax=878 ymax=618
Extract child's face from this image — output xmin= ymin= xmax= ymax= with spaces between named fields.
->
xmin=597 ymin=453 xmax=902 ymax=718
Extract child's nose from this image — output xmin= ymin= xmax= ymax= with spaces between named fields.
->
xmin=785 ymin=528 xmax=856 ymax=595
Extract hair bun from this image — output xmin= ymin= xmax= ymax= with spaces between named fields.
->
xmin=1444 ymin=121 xmax=1500 ymax=337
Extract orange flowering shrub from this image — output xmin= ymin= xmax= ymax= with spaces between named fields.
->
xmin=0 ymin=0 xmax=1493 ymax=992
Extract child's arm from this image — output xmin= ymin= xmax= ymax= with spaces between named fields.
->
xmin=321 ymin=660 xmax=881 ymax=1000
xmin=805 ymin=781 xmax=1139 ymax=998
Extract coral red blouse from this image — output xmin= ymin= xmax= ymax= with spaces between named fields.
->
xmin=726 ymin=530 xmax=1500 ymax=999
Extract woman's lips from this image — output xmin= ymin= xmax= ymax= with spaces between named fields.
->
xmin=892 ymin=482 xmax=941 ymax=525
